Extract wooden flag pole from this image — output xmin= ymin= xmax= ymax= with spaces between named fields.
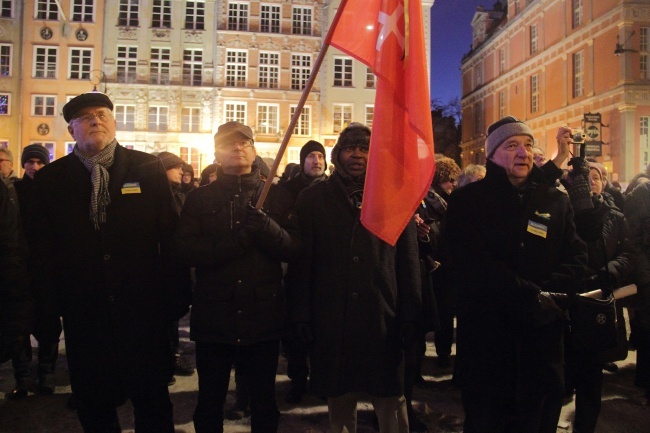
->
xmin=255 ymin=0 xmax=351 ymax=209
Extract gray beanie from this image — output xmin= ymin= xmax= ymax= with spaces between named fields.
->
xmin=485 ymin=116 xmax=534 ymax=157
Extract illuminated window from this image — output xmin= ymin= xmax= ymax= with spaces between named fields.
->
xmin=33 ymin=46 xmax=58 ymax=79
xmin=291 ymin=54 xmax=311 ymax=90
xmin=291 ymin=105 xmax=311 ymax=136
xmin=259 ymin=52 xmax=280 ymax=89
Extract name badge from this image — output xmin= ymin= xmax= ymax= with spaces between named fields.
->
xmin=527 ymin=220 xmax=548 ymax=239
xmin=121 ymin=182 xmax=141 ymax=194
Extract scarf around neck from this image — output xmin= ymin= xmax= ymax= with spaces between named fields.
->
xmin=74 ymin=139 xmax=118 ymax=230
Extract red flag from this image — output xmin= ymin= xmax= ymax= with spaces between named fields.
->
xmin=328 ymin=0 xmax=435 ymax=246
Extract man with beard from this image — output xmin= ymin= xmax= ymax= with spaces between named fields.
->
xmin=28 ymin=92 xmax=190 ymax=432
xmin=281 ymin=140 xmax=328 ymax=201
xmin=289 ymin=123 xmax=421 ymax=432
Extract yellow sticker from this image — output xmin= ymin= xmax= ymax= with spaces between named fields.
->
xmin=527 ymin=220 xmax=548 ymax=238
xmin=121 ymin=182 xmax=141 ymax=194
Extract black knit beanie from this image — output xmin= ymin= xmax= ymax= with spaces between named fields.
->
xmin=300 ymin=140 xmax=327 ymax=171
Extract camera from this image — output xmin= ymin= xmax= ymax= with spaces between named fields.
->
xmin=572 ymin=129 xmax=587 ymax=143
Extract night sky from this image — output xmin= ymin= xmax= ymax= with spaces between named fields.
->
xmin=429 ymin=0 xmax=490 ymax=104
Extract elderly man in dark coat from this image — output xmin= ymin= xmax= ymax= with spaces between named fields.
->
xmin=289 ymin=123 xmax=422 ymax=433
xmin=445 ymin=116 xmax=587 ymax=433
xmin=28 ymin=92 xmax=191 ymax=433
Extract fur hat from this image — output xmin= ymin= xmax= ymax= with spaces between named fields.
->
xmin=485 ymin=116 xmax=534 ymax=157
xmin=62 ymin=92 xmax=113 ymax=123
xmin=214 ymin=121 xmax=254 ymax=146
xmin=433 ymin=156 xmax=460 ymax=186
xmin=300 ymin=140 xmax=327 ymax=171
xmin=21 ymin=144 xmax=50 ymax=167
xmin=330 ymin=123 xmax=371 ymax=167
xmin=588 ymin=162 xmax=604 ymax=181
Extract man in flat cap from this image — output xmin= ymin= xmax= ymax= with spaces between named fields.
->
xmin=445 ymin=116 xmax=587 ymax=432
xmin=28 ymin=92 xmax=191 ymax=432
xmin=174 ymin=121 xmax=300 ymax=433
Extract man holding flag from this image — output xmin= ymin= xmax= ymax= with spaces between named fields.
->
xmin=288 ymin=123 xmax=422 ymax=432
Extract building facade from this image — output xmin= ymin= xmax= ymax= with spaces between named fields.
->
xmin=461 ymin=0 xmax=650 ymax=182
xmin=1 ymin=0 xmax=433 ymax=178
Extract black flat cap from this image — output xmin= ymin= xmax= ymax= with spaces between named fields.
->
xmin=62 ymin=92 xmax=114 ymax=123
xmin=214 ymin=121 xmax=254 ymax=146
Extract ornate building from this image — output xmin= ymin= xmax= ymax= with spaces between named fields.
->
xmin=460 ymin=0 xmax=650 ymax=182
xmin=1 ymin=0 xmax=433 ymax=177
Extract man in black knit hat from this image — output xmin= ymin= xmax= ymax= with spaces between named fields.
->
xmin=281 ymin=140 xmax=328 ymax=201
xmin=288 ymin=122 xmax=421 ymax=432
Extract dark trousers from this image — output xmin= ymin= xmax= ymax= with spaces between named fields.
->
xmin=565 ymin=351 xmax=603 ymax=433
xmin=76 ymin=382 xmax=174 ymax=433
xmin=194 ymin=340 xmax=280 ymax=433
xmin=283 ymin=338 xmax=309 ymax=388
xmin=12 ymin=315 xmax=62 ymax=381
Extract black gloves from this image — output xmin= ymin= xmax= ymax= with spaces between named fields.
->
xmin=244 ymin=203 xmax=270 ymax=233
xmin=565 ymin=157 xmax=594 ymax=213
xmin=541 ymin=291 xmax=572 ymax=311
xmin=292 ymin=322 xmax=314 ymax=348
xmin=531 ymin=292 xmax=566 ymax=326
xmin=399 ymin=322 xmax=420 ymax=349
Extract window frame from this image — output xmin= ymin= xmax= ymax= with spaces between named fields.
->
xmin=256 ymin=103 xmax=280 ymax=135
xmin=260 ymin=4 xmax=281 ymax=33
xmin=35 ymin=0 xmax=58 ymax=20
xmin=292 ymin=6 xmax=312 ymax=35
xmin=33 ymin=46 xmax=58 ymax=79
xmin=332 ymin=103 xmax=352 ymax=133
xmin=182 ymin=48 xmax=203 ymax=86
xmin=0 ymin=93 xmax=10 ymax=115
xmin=290 ymin=105 xmax=311 ymax=136
xmin=150 ymin=47 xmax=171 ymax=85
xmin=0 ymin=43 xmax=11 ymax=77
xmin=258 ymin=51 xmax=280 ymax=89
xmin=225 ymin=49 xmax=247 ymax=87
xmin=291 ymin=53 xmax=311 ymax=90
xmin=333 ymin=56 xmax=353 ymax=87
xmin=31 ymin=94 xmax=57 ymax=116
xmin=118 ymin=0 xmax=139 ymax=27
xmin=117 ymin=46 xmax=138 ymax=84
xmin=0 ymin=0 xmax=13 ymax=18
xmin=530 ymin=74 xmax=539 ymax=113
xmin=114 ymin=104 xmax=136 ymax=131
xmin=224 ymin=101 xmax=247 ymax=124
xmin=573 ymin=51 xmax=584 ymax=98
xmin=69 ymin=47 xmax=93 ymax=80
xmin=152 ymin=0 xmax=172 ymax=28
xmin=71 ymin=0 xmax=95 ymax=23
xmin=227 ymin=1 xmax=249 ymax=31
xmin=148 ymin=105 xmax=169 ymax=132
xmin=181 ymin=107 xmax=201 ymax=133
xmin=185 ymin=1 xmax=205 ymax=31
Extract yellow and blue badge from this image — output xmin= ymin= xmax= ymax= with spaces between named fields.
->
xmin=527 ymin=220 xmax=548 ymax=239
xmin=121 ymin=182 xmax=141 ymax=194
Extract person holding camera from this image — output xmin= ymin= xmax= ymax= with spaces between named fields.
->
xmin=562 ymin=158 xmax=633 ymax=433
xmin=445 ymin=116 xmax=587 ymax=433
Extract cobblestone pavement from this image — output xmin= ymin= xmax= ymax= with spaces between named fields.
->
xmin=1 ymin=313 xmax=647 ymax=432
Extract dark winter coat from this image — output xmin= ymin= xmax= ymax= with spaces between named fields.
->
xmin=280 ymin=172 xmax=327 ymax=202
xmin=0 ymin=180 xmax=32 ymax=363
xmin=289 ymin=173 xmax=422 ymax=398
xmin=28 ymin=144 xmax=191 ymax=405
xmin=174 ymin=167 xmax=300 ymax=345
xmin=625 ymin=179 xmax=650 ymax=314
xmin=445 ymin=160 xmax=587 ymax=431
xmin=14 ymin=174 xmax=34 ymax=229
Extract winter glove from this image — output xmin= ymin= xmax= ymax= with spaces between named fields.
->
xmin=567 ymin=156 xmax=590 ymax=180
xmin=244 ymin=203 xmax=270 ymax=233
xmin=399 ymin=321 xmax=420 ymax=349
xmin=292 ymin=322 xmax=314 ymax=348
xmin=565 ymin=163 xmax=594 ymax=213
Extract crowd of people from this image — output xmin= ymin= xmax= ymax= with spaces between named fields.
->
xmin=1 ymin=93 xmax=650 ymax=433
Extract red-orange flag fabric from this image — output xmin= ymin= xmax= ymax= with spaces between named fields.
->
xmin=328 ymin=0 xmax=435 ymax=246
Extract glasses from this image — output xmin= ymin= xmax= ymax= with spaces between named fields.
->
xmin=217 ymin=140 xmax=254 ymax=150
xmin=73 ymin=112 xmax=112 ymax=124
xmin=0 ymin=159 xmax=10 ymax=163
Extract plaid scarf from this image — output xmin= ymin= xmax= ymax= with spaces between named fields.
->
xmin=74 ymin=139 xmax=117 ymax=230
